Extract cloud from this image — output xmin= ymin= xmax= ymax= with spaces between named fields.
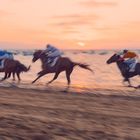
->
xmin=52 ymin=14 xmax=99 ymax=19
xmin=50 ymin=14 xmax=99 ymax=27
xmin=47 ymin=14 xmax=100 ymax=38
xmin=80 ymin=0 xmax=117 ymax=8
xmin=94 ymin=26 xmax=119 ymax=32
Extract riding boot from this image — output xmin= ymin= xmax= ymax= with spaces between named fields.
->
xmin=0 ymin=60 xmax=4 ymax=69
xmin=50 ymin=57 xmax=59 ymax=67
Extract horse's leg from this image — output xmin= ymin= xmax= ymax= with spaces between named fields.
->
xmin=123 ymin=78 xmax=131 ymax=86
xmin=124 ymin=78 xmax=132 ymax=87
xmin=65 ymin=68 xmax=73 ymax=91
xmin=47 ymin=71 xmax=61 ymax=85
xmin=12 ymin=72 xmax=16 ymax=81
xmin=7 ymin=73 xmax=11 ymax=78
xmin=3 ymin=72 xmax=11 ymax=80
xmin=16 ymin=72 xmax=21 ymax=83
xmin=1 ymin=72 xmax=8 ymax=81
xmin=66 ymin=68 xmax=73 ymax=85
xmin=32 ymin=70 xmax=48 ymax=84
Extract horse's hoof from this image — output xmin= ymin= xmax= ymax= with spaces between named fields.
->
xmin=61 ymin=90 xmax=69 ymax=93
xmin=136 ymin=85 xmax=140 ymax=89
xmin=127 ymin=85 xmax=138 ymax=89
xmin=61 ymin=87 xmax=70 ymax=93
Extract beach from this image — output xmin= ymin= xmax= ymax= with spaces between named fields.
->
xmin=0 ymin=50 xmax=140 ymax=139
xmin=0 ymin=86 xmax=139 ymax=140
xmin=0 ymin=0 xmax=140 ymax=138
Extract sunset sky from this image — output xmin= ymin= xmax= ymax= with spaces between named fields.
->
xmin=0 ymin=0 xmax=140 ymax=50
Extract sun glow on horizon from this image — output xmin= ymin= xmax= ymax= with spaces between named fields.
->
xmin=77 ymin=42 xmax=85 ymax=47
xmin=0 ymin=0 xmax=139 ymax=50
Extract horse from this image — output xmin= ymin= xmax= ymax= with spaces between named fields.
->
xmin=0 ymin=59 xmax=30 ymax=82
xmin=106 ymin=53 xmax=140 ymax=87
xmin=32 ymin=50 xmax=93 ymax=88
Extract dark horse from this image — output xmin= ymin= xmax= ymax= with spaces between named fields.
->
xmin=32 ymin=50 xmax=93 ymax=88
xmin=107 ymin=53 xmax=140 ymax=87
xmin=0 ymin=59 xmax=30 ymax=82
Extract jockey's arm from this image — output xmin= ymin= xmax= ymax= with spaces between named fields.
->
xmin=43 ymin=45 xmax=56 ymax=54
xmin=47 ymin=49 xmax=62 ymax=57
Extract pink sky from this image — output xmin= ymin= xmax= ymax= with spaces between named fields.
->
xmin=0 ymin=0 xmax=140 ymax=50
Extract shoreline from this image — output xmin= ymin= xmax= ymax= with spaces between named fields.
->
xmin=0 ymin=83 xmax=140 ymax=96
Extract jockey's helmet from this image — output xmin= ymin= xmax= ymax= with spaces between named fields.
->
xmin=46 ymin=44 xmax=51 ymax=48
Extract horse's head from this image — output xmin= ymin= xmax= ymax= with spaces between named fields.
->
xmin=32 ymin=50 xmax=43 ymax=62
xmin=106 ymin=53 xmax=121 ymax=64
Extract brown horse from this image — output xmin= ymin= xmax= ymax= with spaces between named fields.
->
xmin=107 ymin=53 xmax=140 ymax=87
xmin=0 ymin=59 xmax=30 ymax=82
xmin=32 ymin=50 xmax=93 ymax=88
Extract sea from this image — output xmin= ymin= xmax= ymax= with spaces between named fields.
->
xmin=0 ymin=49 xmax=140 ymax=93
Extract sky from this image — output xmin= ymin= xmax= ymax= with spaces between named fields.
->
xmin=0 ymin=0 xmax=140 ymax=50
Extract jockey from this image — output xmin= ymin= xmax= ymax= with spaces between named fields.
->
xmin=0 ymin=50 xmax=14 ymax=69
xmin=118 ymin=49 xmax=138 ymax=72
xmin=43 ymin=44 xmax=62 ymax=66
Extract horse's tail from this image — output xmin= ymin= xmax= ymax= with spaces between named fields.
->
xmin=16 ymin=61 xmax=31 ymax=73
xmin=73 ymin=62 xmax=94 ymax=73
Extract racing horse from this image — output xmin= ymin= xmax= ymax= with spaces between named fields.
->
xmin=32 ymin=50 xmax=93 ymax=88
xmin=0 ymin=59 xmax=30 ymax=82
xmin=107 ymin=53 xmax=140 ymax=87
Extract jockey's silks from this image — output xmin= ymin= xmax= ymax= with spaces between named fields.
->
xmin=123 ymin=52 xmax=137 ymax=59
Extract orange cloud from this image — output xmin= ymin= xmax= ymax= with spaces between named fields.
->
xmin=50 ymin=14 xmax=99 ymax=26
xmin=47 ymin=14 xmax=100 ymax=39
xmin=80 ymin=0 xmax=117 ymax=8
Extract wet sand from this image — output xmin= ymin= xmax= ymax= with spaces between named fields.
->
xmin=0 ymin=87 xmax=139 ymax=140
